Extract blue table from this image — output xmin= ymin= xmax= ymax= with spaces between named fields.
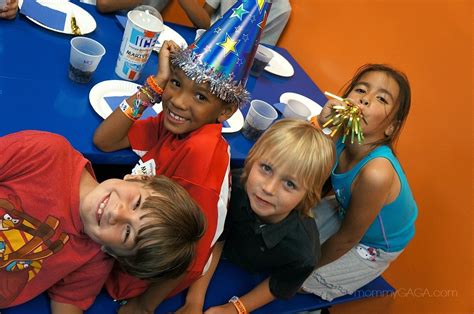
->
xmin=3 ymin=259 xmax=395 ymax=314
xmin=0 ymin=5 xmax=394 ymax=313
xmin=0 ymin=1 xmax=326 ymax=168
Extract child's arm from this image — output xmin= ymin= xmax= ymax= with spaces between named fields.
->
xmin=118 ymin=273 xmax=186 ymax=314
xmin=175 ymin=241 xmax=224 ymax=314
xmin=50 ymin=300 xmax=83 ymax=314
xmin=92 ymin=96 xmax=136 ymax=152
xmin=205 ymin=277 xmax=275 ymax=314
xmin=95 ymin=0 xmax=141 ymax=13
xmin=178 ymin=0 xmax=215 ymax=29
xmin=317 ymin=158 xmax=397 ymax=267
xmin=314 ymin=98 xmax=348 ymax=142
xmin=93 ymin=40 xmax=179 ymax=152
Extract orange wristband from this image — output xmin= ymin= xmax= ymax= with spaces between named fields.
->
xmin=146 ymin=75 xmax=164 ymax=95
xmin=119 ymin=99 xmax=142 ymax=121
xmin=228 ymin=296 xmax=248 ymax=314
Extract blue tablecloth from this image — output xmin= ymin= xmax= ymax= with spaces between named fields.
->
xmin=0 ymin=1 xmax=326 ymax=168
xmin=2 ymin=259 xmax=395 ymax=314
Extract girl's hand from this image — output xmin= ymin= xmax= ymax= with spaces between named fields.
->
xmin=0 ymin=0 xmax=18 ymax=20
xmin=204 ymin=303 xmax=237 ymax=314
xmin=153 ymin=40 xmax=181 ymax=88
xmin=318 ymin=97 xmax=356 ymax=127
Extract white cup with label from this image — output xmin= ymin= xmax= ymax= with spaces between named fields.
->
xmin=69 ymin=37 xmax=106 ymax=84
xmin=115 ymin=5 xmax=164 ymax=81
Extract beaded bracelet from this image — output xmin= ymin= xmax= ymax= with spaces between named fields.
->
xmin=138 ymin=85 xmax=157 ymax=104
xmin=141 ymin=75 xmax=164 ymax=104
xmin=228 ymin=296 xmax=248 ymax=314
xmin=139 ymin=84 xmax=161 ymax=104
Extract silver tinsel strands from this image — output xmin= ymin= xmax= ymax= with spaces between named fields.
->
xmin=170 ymin=50 xmax=250 ymax=108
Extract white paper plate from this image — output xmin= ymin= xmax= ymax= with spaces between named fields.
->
xmin=223 ymin=108 xmax=244 ymax=133
xmin=259 ymin=45 xmax=294 ymax=77
xmin=279 ymin=92 xmax=323 ymax=119
xmin=18 ymin=0 xmax=96 ymax=35
xmin=89 ymin=80 xmax=243 ymax=133
xmin=154 ymin=25 xmax=188 ymax=52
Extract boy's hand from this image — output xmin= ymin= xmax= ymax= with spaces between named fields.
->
xmin=204 ymin=303 xmax=237 ymax=314
xmin=154 ymin=40 xmax=181 ymax=89
xmin=0 ymin=0 xmax=18 ymax=19
xmin=118 ymin=298 xmax=153 ymax=314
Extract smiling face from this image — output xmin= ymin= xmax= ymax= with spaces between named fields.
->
xmin=161 ymin=67 xmax=237 ymax=135
xmin=79 ymin=178 xmax=156 ymax=256
xmin=245 ymin=159 xmax=307 ymax=224
xmin=346 ymin=71 xmax=401 ymax=142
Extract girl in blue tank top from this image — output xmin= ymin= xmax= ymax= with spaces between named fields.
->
xmin=302 ymin=64 xmax=418 ymax=301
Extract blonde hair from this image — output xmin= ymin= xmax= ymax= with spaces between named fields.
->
xmin=110 ymin=175 xmax=206 ymax=281
xmin=241 ymin=119 xmax=335 ymax=217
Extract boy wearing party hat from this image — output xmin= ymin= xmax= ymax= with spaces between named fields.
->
xmin=93 ymin=0 xmax=271 ymax=311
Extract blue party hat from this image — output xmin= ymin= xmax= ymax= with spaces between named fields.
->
xmin=171 ymin=0 xmax=271 ymax=107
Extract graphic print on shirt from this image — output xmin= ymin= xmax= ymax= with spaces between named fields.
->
xmin=0 ymin=194 xmax=70 ymax=305
xmin=356 ymin=244 xmax=380 ymax=262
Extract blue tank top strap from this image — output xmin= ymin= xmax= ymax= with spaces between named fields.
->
xmin=335 ymin=141 xmax=394 ymax=178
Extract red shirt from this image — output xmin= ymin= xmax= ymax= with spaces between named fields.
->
xmin=0 ymin=131 xmax=113 ymax=310
xmin=105 ymin=113 xmax=230 ymax=299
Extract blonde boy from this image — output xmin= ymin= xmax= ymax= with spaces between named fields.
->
xmin=177 ymin=119 xmax=335 ymax=313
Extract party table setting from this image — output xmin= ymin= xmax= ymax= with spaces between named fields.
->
xmin=0 ymin=0 xmax=328 ymax=168
xmin=0 ymin=2 xmax=382 ymax=314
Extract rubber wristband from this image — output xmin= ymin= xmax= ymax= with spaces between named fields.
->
xmin=146 ymin=75 xmax=164 ymax=94
xmin=228 ymin=296 xmax=247 ymax=314
xmin=141 ymin=84 xmax=162 ymax=104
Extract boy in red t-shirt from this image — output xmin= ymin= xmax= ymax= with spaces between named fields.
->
xmin=0 ymin=130 xmax=205 ymax=314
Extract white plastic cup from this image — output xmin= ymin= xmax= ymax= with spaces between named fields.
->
xmin=250 ymin=45 xmax=273 ymax=77
xmin=194 ymin=28 xmax=206 ymax=41
xmin=282 ymin=99 xmax=311 ymax=120
xmin=115 ymin=5 xmax=164 ymax=81
xmin=242 ymin=100 xmax=278 ymax=141
xmin=69 ymin=37 xmax=106 ymax=84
